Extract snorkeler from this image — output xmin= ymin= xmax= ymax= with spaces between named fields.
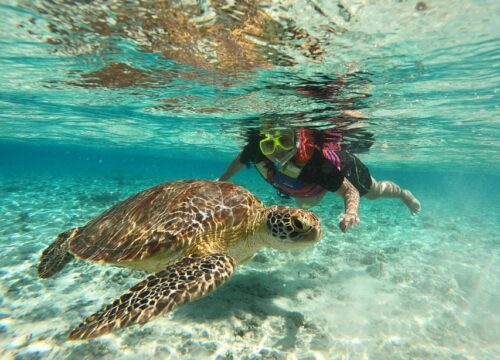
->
xmin=218 ymin=128 xmax=421 ymax=233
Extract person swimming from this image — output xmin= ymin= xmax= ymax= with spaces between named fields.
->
xmin=218 ymin=127 xmax=421 ymax=232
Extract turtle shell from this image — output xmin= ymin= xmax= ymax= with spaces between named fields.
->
xmin=68 ymin=180 xmax=264 ymax=262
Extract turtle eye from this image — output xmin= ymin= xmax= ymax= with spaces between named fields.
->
xmin=291 ymin=217 xmax=306 ymax=232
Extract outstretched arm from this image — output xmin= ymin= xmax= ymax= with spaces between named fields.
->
xmin=335 ymin=178 xmax=360 ymax=232
xmin=218 ymin=154 xmax=244 ymax=181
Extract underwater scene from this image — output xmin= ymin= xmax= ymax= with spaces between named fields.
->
xmin=0 ymin=0 xmax=499 ymax=359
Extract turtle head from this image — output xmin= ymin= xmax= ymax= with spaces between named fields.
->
xmin=263 ymin=206 xmax=322 ymax=250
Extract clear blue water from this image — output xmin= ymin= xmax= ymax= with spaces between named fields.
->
xmin=1 ymin=1 xmax=499 ymax=359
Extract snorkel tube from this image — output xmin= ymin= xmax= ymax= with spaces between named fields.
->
xmin=273 ymin=146 xmax=297 ymax=169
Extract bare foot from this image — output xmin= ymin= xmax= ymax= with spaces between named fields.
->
xmin=402 ymin=190 xmax=421 ymax=214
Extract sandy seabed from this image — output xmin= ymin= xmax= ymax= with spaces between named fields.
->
xmin=1 ymin=173 xmax=498 ymax=360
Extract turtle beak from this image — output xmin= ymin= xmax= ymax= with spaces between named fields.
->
xmin=304 ymin=226 xmax=322 ymax=243
xmin=289 ymin=213 xmax=322 ymax=244
xmin=290 ymin=223 xmax=322 ymax=245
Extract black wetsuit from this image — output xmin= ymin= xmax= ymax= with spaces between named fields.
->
xmin=240 ymin=135 xmax=372 ymax=196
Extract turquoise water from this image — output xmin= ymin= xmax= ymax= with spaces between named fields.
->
xmin=1 ymin=1 xmax=499 ymax=359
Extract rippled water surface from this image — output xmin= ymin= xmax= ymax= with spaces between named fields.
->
xmin=0 ymin=1 xmax=499 ymax=359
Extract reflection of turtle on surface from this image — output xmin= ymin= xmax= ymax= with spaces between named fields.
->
xmin=38 ymin=180 xmax=322 ymax=340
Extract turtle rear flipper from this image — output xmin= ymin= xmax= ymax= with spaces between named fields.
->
xmin=38 ymin=228 xmax=79 ymax=278
xmin=69 ymin=253 xmax=236 ymax=340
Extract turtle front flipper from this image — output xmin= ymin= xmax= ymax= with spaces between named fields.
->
xmin=38 ymin=227 xmax=79 ymax=278
xmin=69 ymin=253 xmax=236 ymax=340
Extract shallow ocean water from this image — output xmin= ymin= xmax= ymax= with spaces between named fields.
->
xmin=1 ymin=0 xmax=499 ymax=359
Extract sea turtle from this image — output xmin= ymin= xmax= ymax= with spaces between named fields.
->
xmin=38 ymin=179 xmax=322 ymax=340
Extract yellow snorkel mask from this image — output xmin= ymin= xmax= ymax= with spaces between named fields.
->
xmin=259 ymin=130 xmax=297 ymax=168
xmin=259 ymin=130 xmax=295 ymax=154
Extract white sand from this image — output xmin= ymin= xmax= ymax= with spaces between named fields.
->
xmin=0 ymin=173 xmax=498 ymax=359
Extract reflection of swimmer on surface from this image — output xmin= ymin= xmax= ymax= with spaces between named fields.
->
xmin=296 ymin=69 xmax=372 ymax=112
xmin=218 ymin=127 xmax=421 ymax=233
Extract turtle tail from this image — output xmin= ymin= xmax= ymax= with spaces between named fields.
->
xmin=38 ymin=227 xmax=79 ymax=278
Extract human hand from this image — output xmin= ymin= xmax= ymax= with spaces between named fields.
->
xmin=338 ymin=212 xmax=360 ymax=233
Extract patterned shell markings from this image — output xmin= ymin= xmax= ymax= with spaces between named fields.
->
xmin=68 ymin=180 xmax=264 ymax=263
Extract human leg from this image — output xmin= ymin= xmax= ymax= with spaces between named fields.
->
xmin=365 ymin=177 xmax=421 ymax=214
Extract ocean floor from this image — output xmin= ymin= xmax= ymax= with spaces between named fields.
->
xmin=1 ymin=165 xmax=499 ymax=359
